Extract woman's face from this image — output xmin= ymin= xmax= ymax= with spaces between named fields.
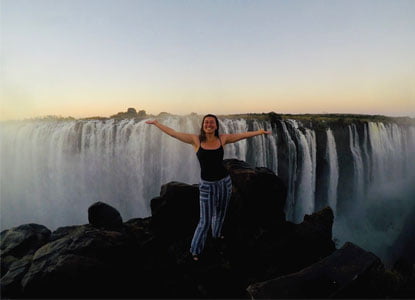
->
xmin=203 ymin=117 xmax=217 ymax=134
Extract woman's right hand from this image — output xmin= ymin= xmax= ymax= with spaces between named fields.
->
xmin=145 ymin=120 xmax=158 ymax=125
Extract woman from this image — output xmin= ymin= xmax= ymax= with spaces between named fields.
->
xmin=146 ymin=114 xmax=270 ymax=261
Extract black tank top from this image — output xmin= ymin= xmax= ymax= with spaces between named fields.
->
xmin=196 ymin=138 xmax=229 ymax=181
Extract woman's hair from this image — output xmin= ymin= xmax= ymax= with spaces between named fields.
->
xmin=199 ymin=114 xmax=220 ymax=142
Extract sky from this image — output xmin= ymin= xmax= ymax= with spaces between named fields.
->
xmin=1 ymin=0 xmax=414 ymax=120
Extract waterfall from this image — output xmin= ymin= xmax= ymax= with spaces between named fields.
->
xmin=0 ymin=117 xmax=201 ymax=229
xmin=305 ymin=129 xmax=317 ymax=212
xmin=220 ymin=118 xmax=248 ymax=161
xmin=326 ymin=128 xmax=339 ymax=216
xmin=349 ymin=124 xmax=364 ymax=202
xmin=367 ymin=122 xmax=406 ymax=185
xmin=0 ymin=116 xmax=276 ymax=230
xmin=1 ymin=116 xmax=414 ymax=263
xmin=333 ymin=121 xmax=415 ymax=264
xmin=280 ymin=121 xmax=297 ymax=222
xmin=361 ymin=124 xmax=371 ymax=195
xmin=286 ymin=120 xmax=314 ymax=223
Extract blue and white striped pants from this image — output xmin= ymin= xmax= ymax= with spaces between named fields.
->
xmin=190 ymin=175 xmax=232 ymax=255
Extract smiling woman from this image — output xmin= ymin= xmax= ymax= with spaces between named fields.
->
xmin=146 ymin=114 xmax=270 ymax=260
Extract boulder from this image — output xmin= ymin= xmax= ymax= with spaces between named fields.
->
xmin=292 ymin=207 xmax=336 ymax=262
xmin=0 ymin=224 xmax=51 ymax=276
xmin=20 ymin=225 xmax=132 ymax=298
xmin=223 ymin=159 xmax=287 ymax=238
xmin=247 ymin=242 xmax=385 ymax=298
xmin=0 ymin=255 xmax=32 ymax=298
xmin=88 ymin=201 xmax=123 ymax=230
xmin=0 ymin=160 xmax=349 ymax=299
xmin=149 ymin=159 xmax=336 ymax=292
xmin=150 ymin=182 xmax=200 ymax=241
xmin=150 ymin=159 xmax=287 ymax=243
xmin=50 ymin=225 xmax=86 ymax=242
xmin=1 ymin=255 xmax=18 ymax=277
xmin=225 ymin=206 xmax=335 ymax=284
xmin=0 ymin=224 xmax=51 ymax=258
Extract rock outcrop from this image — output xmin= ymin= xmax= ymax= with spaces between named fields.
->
xmin=1 ymin=159 xmax=409 ymax=298
xmin=0 ymin=224 xmax=51 ymax=297
xmin=1 ymin=224 xmax=51 ymax=277
xmin=88 ymin=201 xmax=123 ymax=231
xmin=247 ymin=242 xmax=386 ymax=298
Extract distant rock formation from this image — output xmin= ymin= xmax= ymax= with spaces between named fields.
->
xmin=1 ymin=159 xmax=413 ymax=298
xmin=110 ymin=108 xmax=147 ymax=119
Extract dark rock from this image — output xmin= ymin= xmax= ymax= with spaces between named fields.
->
xmin=149 ymin=159 xmax=336 ymax=296
xmin=268 ymin=112 xmax=283 ymax=122
xmin=390 ymin=205 xmax=415 ymax=267
xmin=399 ymin=264 xmax=415 ymax=297
xmin=20 ymin=225 xmax=132 ymax=298
xmin=293 ymin=207 xmax=335 ymax=261
xmin=247 ymin=242 xmax=385 ymax=298
xmin=1 ymin=255 xmax=33 ymax=298
xmin=0 ymin=160 xmax=350 ymax=299
xmin=150 ymin=158 xmax=287 ymax=248
xmin=137 ymin=109 xmax=146 ymax=117
xmin=0 ymin=224 xmax=50 ymax=276
xmin=223 ymin=159 xmax=287 ymax=237
xmin=88 ymin=201 xmax=123 ymax=230
xmin=50 ymin=224 xmax=87 ymax=241
xmin=123 ymin=217 xmax=152 ymax=242
xmin=1 ymin=255 xmax=18 ymax=277
xmin=150 ymin=182 xmax=200 ymax=241
xmin=127 ymin=107 xmax=137 ymax=114
xmin=226 ymin=206 xmax=335 ymax=285
xmin=314 ymin=128 xmax=330 ymax=210
xmin=23 ymin=253 xmax=107 ymax=298
xmin=0 ymin=224 xmax=51 ymax=258
xmin=110 ymin=107 xmax=144 ymax=119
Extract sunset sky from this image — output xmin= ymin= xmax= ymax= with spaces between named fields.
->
xmin=1 ymin=0 xmax=414 ymax=120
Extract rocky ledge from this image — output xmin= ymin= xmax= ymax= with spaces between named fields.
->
xmin=1 ymin=159 xmax=414 ymax=298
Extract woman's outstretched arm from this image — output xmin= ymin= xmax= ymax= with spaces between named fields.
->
xmin=145 ymin=120 xmax=198 ymax=146
xmin=221 ymin=129 xmax=271 ymax=145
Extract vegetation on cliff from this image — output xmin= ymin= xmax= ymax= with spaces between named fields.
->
xmin=8 ymin=109 xmax=414 ymax=127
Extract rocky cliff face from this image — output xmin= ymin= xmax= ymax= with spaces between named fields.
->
xmin=1 ymin=159 xmax=412 ymax=298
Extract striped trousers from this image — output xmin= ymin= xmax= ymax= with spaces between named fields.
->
xmin=190 ymin=175 xmax=232 ymax=256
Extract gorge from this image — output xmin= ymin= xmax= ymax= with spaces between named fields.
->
xmin=1 ymin=113 xmax=414 ymax=265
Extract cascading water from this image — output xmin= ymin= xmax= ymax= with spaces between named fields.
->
xmin=279 ymin=121 xmax=298 ymax=222
xmin=1 ymin=117 xmax=201 ymax=229
xmin=1 ymin=115 xmax=414 ymax=264
xmin=349 ymin=124 xmax=364 ymax=201
xmin=305 ymin=129 xmax=317 ymax=214
xmin=286 ymin=120 xmax=315 ymax=223
xmin=333 ymin=122 xmax=415 ymax=264
xmin=326 ymin=128 xmax=339 ymax=216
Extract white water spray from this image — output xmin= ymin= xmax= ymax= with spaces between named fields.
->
xmin=1 ymin=117 xmax=415 ymax=265
xmin=349 ymin=124 xmax=364 ymax=201
xmin=326 ymin=128 xmax=339 ymax=216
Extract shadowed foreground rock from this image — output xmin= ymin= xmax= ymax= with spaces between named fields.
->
xmin=1 ymin=159 xmax=411 ymax=298
xmin=247 ymin=242 xmax=386 ymax=298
